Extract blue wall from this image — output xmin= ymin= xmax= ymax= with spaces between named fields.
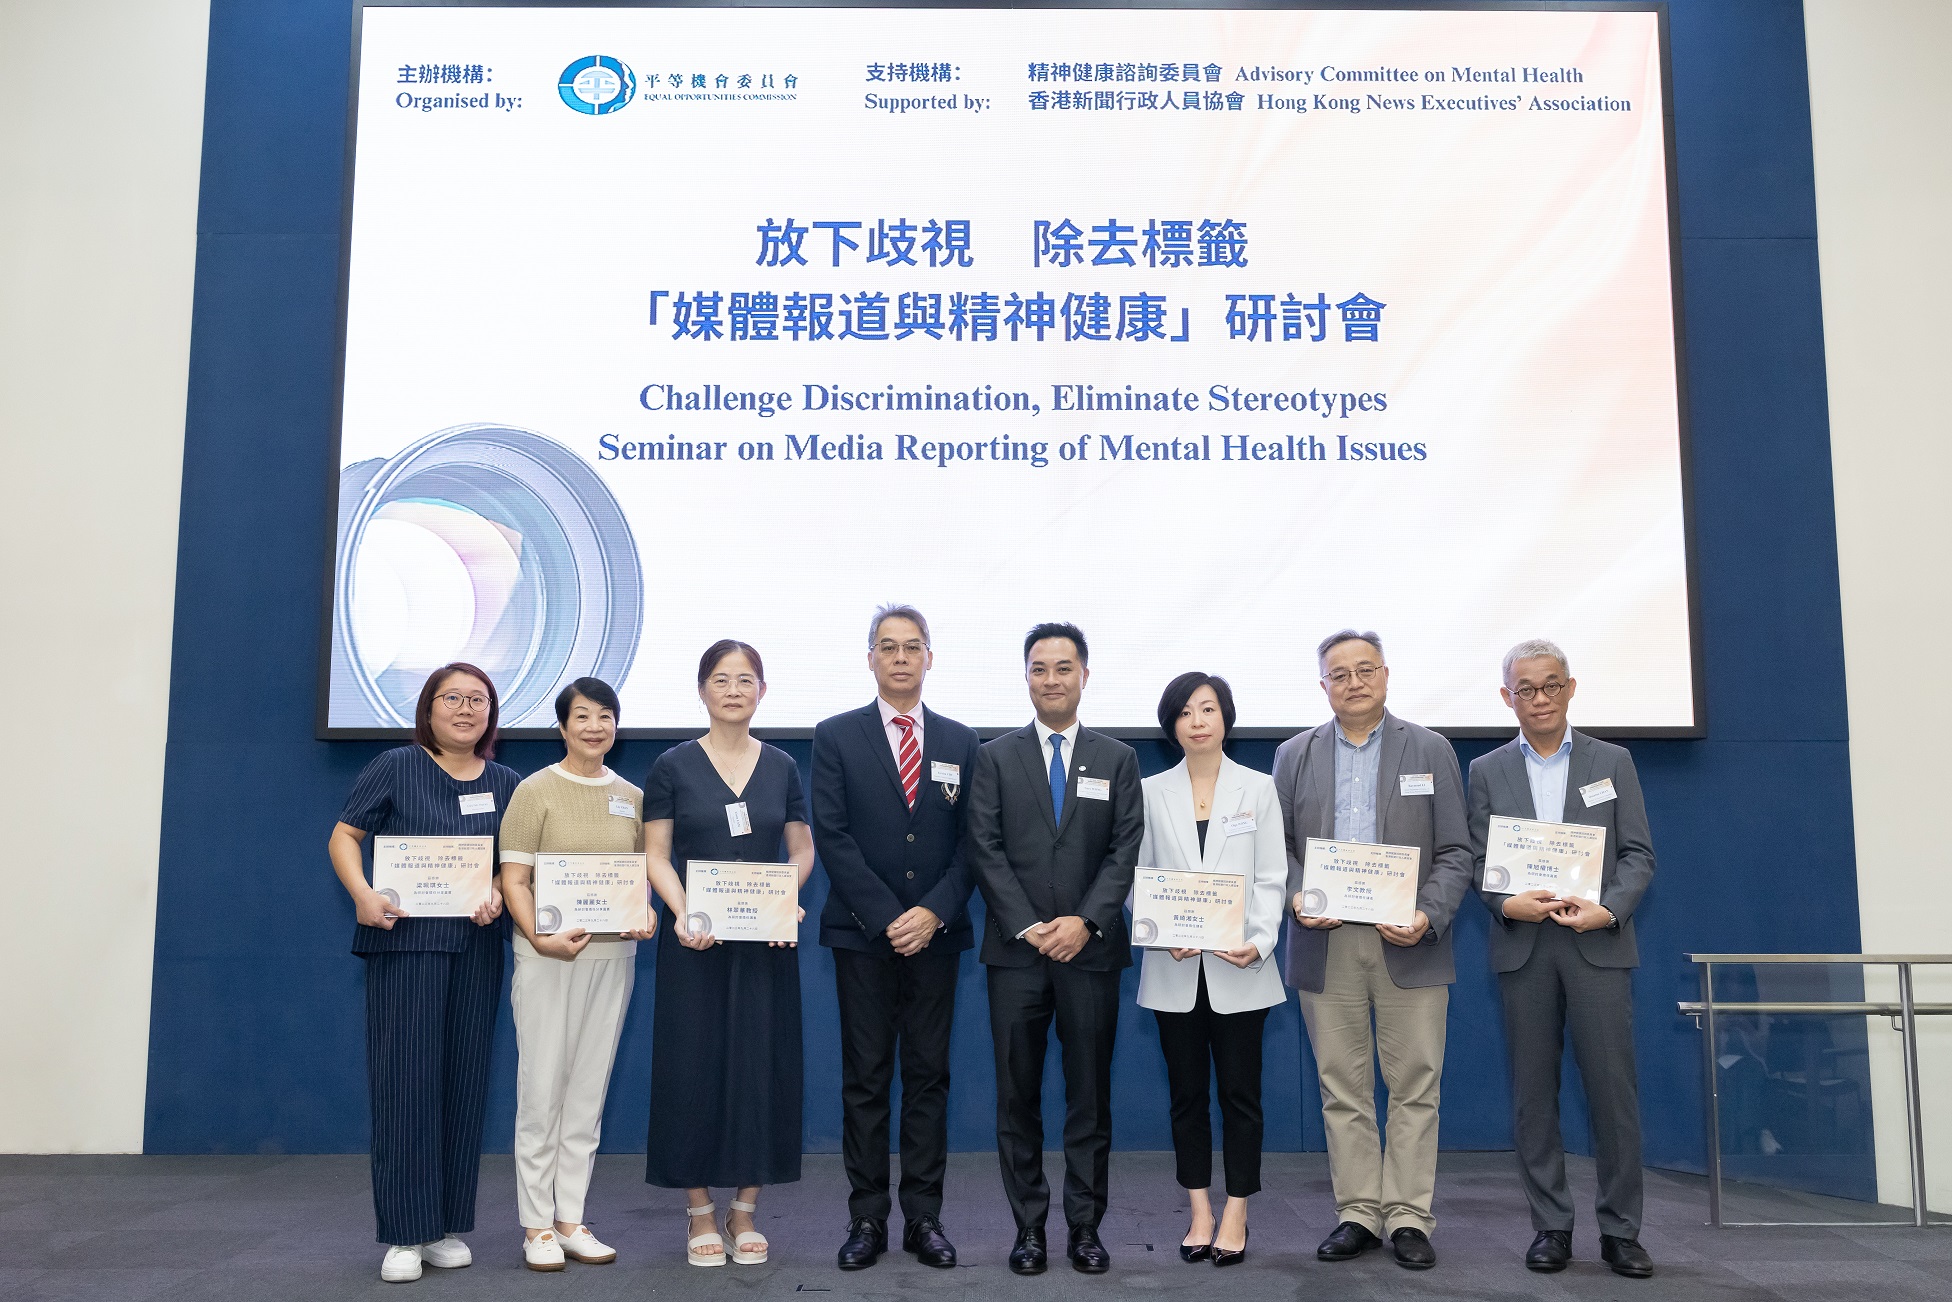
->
xmin=147 ymin=0 xmax=1860 ymax=1192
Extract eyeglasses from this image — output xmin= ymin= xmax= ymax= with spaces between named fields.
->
xmin=1322 ymin=664 xmax=1382 ymax=688
xmin=1510 ymin=681 xmax=1567 ymax=702
xmin=708 ymin=674 xmax=759 ymax=690
xmin=875 ymin=639 xmax=928 ymax=657
xmin=435 ymin=692 xmax=489 ymax=712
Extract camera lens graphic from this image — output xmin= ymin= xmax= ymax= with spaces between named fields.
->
xmin=331 ymin=424 xmax=642 ymax=729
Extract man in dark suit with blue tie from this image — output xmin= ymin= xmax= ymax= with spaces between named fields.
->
xmin=813 ymin=604 xmax=980 ymax=1272
xmin=966 ymin=622 xmax=1144 ymax=1276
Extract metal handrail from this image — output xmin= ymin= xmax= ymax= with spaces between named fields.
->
xmin=1680 ymin=953 xmax=1952 ymax=1229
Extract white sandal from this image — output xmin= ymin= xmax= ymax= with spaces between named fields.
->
xmin=685 ymin=1201 xmax=725 ymax=1268
xmin=728 ymin=1199 xmax=768 ymax=1265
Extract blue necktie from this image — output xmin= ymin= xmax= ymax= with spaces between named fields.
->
xmin=1048 ymin=733 xmax=1066 ymax=822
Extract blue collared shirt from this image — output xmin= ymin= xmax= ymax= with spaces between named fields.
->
xmin=1333 ymin=722 xmax=1382 ymax=842
xmin=1520 ymin=731 xmax=1573 ymax=822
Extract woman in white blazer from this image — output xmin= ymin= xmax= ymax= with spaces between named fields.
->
xmin=1137 ymin=673 xmax=1287 ymax=1267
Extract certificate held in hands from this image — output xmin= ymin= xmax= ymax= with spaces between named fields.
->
xmin=534 ymin=853 xmax=649 ymax=935
xmin=685 ymin=861 xmax=799 ymax=942
xmin=1131 ymin=869 xmax=1247 ymax=952
xmin=372 ymin=836 xmax=494 ymax=917
xmin=1483 ymin=817 xmax=1605 ymax=902
xmin=1299 ymin=838 xmax=1420 ymax=927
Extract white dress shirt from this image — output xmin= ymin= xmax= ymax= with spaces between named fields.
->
xmin=877 ymin=696 xmax=924 ymax=770
xmin=1520 ymin=730 xmax=1573 ymax=822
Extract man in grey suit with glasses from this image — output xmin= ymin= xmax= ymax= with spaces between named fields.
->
xmin=1468 ymin=639 xmax=1656 ymax=1279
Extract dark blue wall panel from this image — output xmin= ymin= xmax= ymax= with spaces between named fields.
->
xmin=148 ymin=1 xmax=1863 ymax=1197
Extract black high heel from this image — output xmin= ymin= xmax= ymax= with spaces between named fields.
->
xmin=1212 ymin=1226 xmax=1249 ymax=1268
xmin=1179 ymin=1239 xmax=1214 ymax=1263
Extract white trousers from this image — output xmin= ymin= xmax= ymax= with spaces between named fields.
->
xmin=511 ymin=949 xmax=634 ymax=1229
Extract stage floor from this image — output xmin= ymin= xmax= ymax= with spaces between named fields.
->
xmin=2 ymin=1151 xmax=1946 ymax=1300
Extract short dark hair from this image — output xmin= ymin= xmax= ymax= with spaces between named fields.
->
xmin=1156 ymin=672 xmax=1237 ymax=754
xmin=698 ymin=639 xmax=766 ymax=686
xmin=413 ymin=663 xmax=500 ymax=759
xmin=1316 ymin=628 xmax=1384 ymax=666
xmin=554 ymin=676 xmax=620 ymax=726
xmin=1023 ymin=621 xmax=1088 ymax=665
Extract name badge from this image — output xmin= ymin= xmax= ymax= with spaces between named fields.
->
xmin=1580 ymin=778 xmax=1617 ymax=807
xmin=458 ymin=792 xmax=496 ymax=815
xmin=608 ymin=795 xmax=636 ymax=818
xmin=726 ymin=801 xmax=753 ymax=836
xmin=1221 ymin=811 xmax=1257 ymax=836
xmin=931 ymin=761 xmax=961 ymax=785
xmin=1076 ymin=776 xmax=1111 ymax=801
xmin=1399 ymin=773 xmax=1434 ymax=796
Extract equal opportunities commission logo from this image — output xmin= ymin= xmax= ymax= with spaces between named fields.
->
xmin=556 ymin=54 xmax=801 ymax=112
xmin=558 ymin=55 xmax=636 ymax=114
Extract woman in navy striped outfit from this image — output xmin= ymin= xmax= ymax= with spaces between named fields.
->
xmin=327 ymin=663 xmax=520 ymax=1283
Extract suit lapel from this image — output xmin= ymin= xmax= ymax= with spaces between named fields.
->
xmin=1056 ymin=729 xmax=1092 ymax=841
xmin=1375 ymin=713 xmax=1408 ymax=841
xmin=1498 ymin=740 xmax=1537 ymax=820
xmin=1308 ymin=723 xmax=1337 ymax=840
xmin=1563 ymin=730 xmax=1596 ymax=825
xmin=858 ymin=702 xmax=908 ymax=810
xmin=1204 ymin=758 xmax=1246 ymax=869
xmin=1013 ymin=725 xmax=1059 ymax=835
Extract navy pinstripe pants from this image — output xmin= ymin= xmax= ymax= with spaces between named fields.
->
xmin=363 ymin=932 xmax=503 ymax=1245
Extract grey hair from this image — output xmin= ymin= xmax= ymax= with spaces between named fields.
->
xmin=1502 ymin=638 xmax=1569 ymax=685
xmin=868 ymin=602 xmax=932 ymax=648
xmin=1316 ymin=628 xmax=1384 ymax=666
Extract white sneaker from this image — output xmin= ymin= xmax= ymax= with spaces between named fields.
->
xmin=524 ymin=1230 xmax=566 ymax=1272
xmin=420 ymin=1236 xmax=472 ymax=1269
xmin=380 ymin=1244 xmax=422 ymax=1282
xmin=558 ymin=1226 xmax=617 ymax=1264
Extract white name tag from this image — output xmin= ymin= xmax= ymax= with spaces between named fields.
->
xmin=608 ymin=795 xmax=636 ymax=818
xmin=1076 ymin=776 xmax=1111 ymax=801
xmin=1220 ymin=811 xmax=1257 ymax=836
xmin=1580 ymin=778 xmax=1617 ymax=807
xmin=458 ymin=792 xmax=496 ymax=815
xmin=725 ymin=801 xmax=752 ymax=836
xmin=1399 ymin=773 xmax=1434 ymax=796
xmin=931 ymin=761 xmax=961 ymax=785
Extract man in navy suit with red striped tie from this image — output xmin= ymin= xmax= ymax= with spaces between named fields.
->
xmin=813 ymin=603 xmax=981 ymax=1272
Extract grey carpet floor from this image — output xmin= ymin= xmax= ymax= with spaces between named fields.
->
xmin=2 ymin=1151 xmax=1947 ymax=1300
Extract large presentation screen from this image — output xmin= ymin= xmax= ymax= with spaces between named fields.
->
xmin=325 ymin=3 xmax=1696 ymax=735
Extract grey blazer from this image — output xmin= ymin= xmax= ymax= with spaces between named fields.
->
xmin=1273 ymin=712 xmax=1474 ymax=992
xmin=966 ymin=723 xmax=1144 ymax=973
xmin=1468 ymin=730 xmax=1656 ymax=972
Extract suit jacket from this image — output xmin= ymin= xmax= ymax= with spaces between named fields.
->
xmin=1133 ymin=755 xmax=1288 ymax=1015
xmin=1273 ymin=711 xmax=1473 ymax=991
xmin=966 ymin=723 xmax=1144 ymax=972
xmin=1468 ymin=729 xmax=1656 ymax=972
xmin=813 ymin=701 xmax=980 ymax=953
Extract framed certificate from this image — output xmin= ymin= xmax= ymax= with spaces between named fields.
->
xmin=1299 ymin=838 xmax=1420 ymax=927
xmin=685 ymin=861 xmax=799 ymax=943
xmin=534 ymin=853 xmax=648 ymax=936
xmin=371 ymin=836 xmax=493 ymax=917
xmin=1131 ymin=869 xmax=1246 ymax=951
xmin=1483 ymin=817 xmax=1606 ymax=902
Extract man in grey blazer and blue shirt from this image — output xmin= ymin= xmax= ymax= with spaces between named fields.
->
xmin=966 ymin=622 xmax=1144 ymax=1277
xmin=1273 ymin=629 xmax=1473 ymax=1270
xmin=1469 ymin=639 xmax=1656 ymax=1279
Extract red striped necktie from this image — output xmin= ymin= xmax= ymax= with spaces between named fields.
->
xmin=892 ymin=714 xmax=920 ymax=809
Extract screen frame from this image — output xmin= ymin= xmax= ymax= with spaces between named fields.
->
xmin=316 ymin=0 xmax=1702 ymax=743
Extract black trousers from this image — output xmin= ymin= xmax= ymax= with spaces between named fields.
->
xmin=1155 ymin=969 xmax=1269 ymax=1198
xmin=1499 ymin=920 xmax=1644 ymax=1236
xmin=987 ymin=959 xmax=1121 ymax=1230
xmin=833 ymin=945 xmax=961 ymax=1221
xmin=363 ymin=933 xmax=502 ymax=1246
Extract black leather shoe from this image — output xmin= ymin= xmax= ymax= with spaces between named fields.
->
xmin=1317 ymin=1221 xmax=1383 ymax=1261
xmin=1008 ymin=1226 xmax=1047 ymax=1275
xmin=1068 ymin=1224 xmax=1111 ymax=1274
xmin=836 ymin=1216 xmax=886 ymax=1270
xmin=1178 ymin=1239 xmax=1213 ymax=1263
xmin=1601 ymin=1234 xmax=1654 ymax=1278
xmin=1525 ymin=1230 xmax=1572 ymax=1272
xmin=902 ymin=1214 xmax=956 ymax=1269
xmin=1212 ymin=1225 xmax=1249 ymax=1268
xmin=1391 ymin=1227 xmax=1436 ymax=1270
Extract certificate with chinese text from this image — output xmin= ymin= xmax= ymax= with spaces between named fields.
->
xmin=1131 ymin=869 xmax=1247 ymax=951
xmin=685 ymin=861 xmax=799 ymax=942
xmin=1482 ymin=817 xmax=1605 ymax=902
xmin=1299 ymin=839 xmax=1419 ymax=926
xmin=371 ymin=836 xmax=493 ymax=917
xmin=534 ymin=853 xmax=648 ymax=935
